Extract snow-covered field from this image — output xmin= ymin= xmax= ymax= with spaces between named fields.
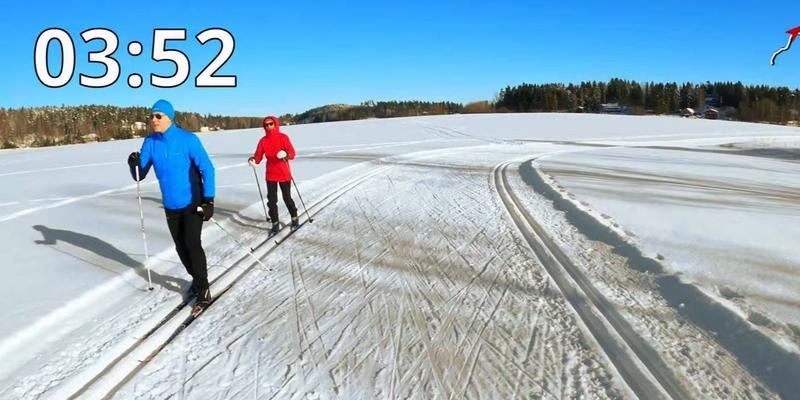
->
xmin=0 ymin=114 xmax=798 ymax=399
xmin=538 ymin=146 xmax=800 ymax=333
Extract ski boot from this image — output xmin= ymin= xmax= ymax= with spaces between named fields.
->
xmin=268 ymin=222 xmax=280 ymax=238
xmin=191 ymin=289 xmax=212 ymax=317
xmin=291 ymin=217 xmax=300 ymax=230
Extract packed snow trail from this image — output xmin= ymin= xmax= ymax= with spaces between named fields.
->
xmin=56 ymin=165 xmax=390 ymax=399
xmin=522 ymin=149 xmax=800 ymax=399
xmin=495 ymin=161 xmax=688 ymax=400
xmin=2 ymin=114 xmax=797 ymax=399
xmin=111 ymin=144 xmax=786 ymax=399
xmin=114 ymin=152 xmax=626 ymax=399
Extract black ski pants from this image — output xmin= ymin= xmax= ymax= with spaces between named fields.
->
xmin=165 ymin=206 xmax=209 ymax=298
xmin=267 ymin=180 xmax=297 ymax=223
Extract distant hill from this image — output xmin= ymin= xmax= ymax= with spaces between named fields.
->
xmin=294 ymin=104 xmax=357 ymax=124
xmin=291 ymin=100 xmax=464 ymax=124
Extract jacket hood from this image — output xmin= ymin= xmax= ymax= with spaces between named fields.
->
xmin=262 ymin=116 xmax=281 ymax=135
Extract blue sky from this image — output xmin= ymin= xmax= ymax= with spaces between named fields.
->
xmin=1 ymin=1 xmax=799 ymax=116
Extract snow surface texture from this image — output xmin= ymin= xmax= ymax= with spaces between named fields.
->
xmin=537 ymin=145 xmax=800 ymax=351
xmin=0 ymin=113 xmax=797 ymax=399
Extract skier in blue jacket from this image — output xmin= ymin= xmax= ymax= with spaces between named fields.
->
xmin=127 ymin=99 xmax=215 ymax=308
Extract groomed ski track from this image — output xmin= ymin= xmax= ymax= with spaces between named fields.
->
xmin=113 ymin=146 xmax=642 ymax=399
xmin=494 ymin=161 xmax=689 ymax=399
xmin=11 ymin=133 xmax=785 ymax=400
xmin=55 ymin=165 xmax=390 ymax=399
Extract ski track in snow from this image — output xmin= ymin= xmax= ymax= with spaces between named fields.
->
xmin=503 ymin=155 xmax=784 ymax=399
xmin=0 ymin=158 xmax=385 ymax=399
xmin=117 ymin=144 xmax=785 ymax=400
xmin=114 ymin=148 xmax=625 ymax=400
xmin=2 ymin=115 xmax=797 ymax=399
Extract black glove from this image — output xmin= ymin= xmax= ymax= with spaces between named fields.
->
xmin=127 ymin=152 xmax=140 ymax=168
xmin=198 ymin=198 xmax=214 ymax=221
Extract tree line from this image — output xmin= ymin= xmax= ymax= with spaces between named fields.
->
xmin=3 ymin=78 xmax=799 ymax=149
xmin=0 ymin=105 xmax=263 ymax=149
xmin=495 ymin=78 xmax=799 ymax=123
xmin=279 ymin=80 xmax=800 ymax=125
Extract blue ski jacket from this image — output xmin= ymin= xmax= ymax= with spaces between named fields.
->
xmin=130 ymin=124 xmax=215 ymax=211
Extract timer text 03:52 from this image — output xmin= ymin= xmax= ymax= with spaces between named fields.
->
xmin=34 ymin=28 xmax=237 ymax=89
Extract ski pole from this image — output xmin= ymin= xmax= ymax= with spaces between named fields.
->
xmin=135 ymin=166 xmax=154 ymax=290
xmin=284 ymin=159 xmax=313 ymax=223
xmin=251 ymin=163 xmax=269 ymax=222
xmin=200 ymin=208 xmax=271 ymax=271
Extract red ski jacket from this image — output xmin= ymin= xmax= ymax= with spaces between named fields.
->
xmin=253 ymin=116 xmax=296 ymax=182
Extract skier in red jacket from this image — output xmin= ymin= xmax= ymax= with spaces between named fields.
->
xmin=249 ymin=116 xmax=298 ymax=235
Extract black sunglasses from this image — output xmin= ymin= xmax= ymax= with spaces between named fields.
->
xmin=265 ymin=122 xmax=275 ymax=127
xmin=150 ymin=113 xmax=164 ymax=120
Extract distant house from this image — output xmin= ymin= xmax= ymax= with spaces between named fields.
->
xmin=681 ymin=108 xmax=695 ymax=117
xmin=704 ymin=108 xmax=719 ymax=119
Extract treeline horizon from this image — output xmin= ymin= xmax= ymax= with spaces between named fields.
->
xmin=283 ymin=79 xmax=800 ymax=125
xmin=493 ymin=79 xmax=798 ymax=123
xmin=2 ymin=78 xmax=799 ymax=149
xmin=0 ymin=105 xmax=265 ymax=148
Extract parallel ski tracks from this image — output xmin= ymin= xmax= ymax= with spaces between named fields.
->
xmin=493 ymin=161 xmax=690 ymax=400
xmin=63 ymin=156 xmax=693 ymax=399
xmin=61 ymin=166 xmax=389 ymax=400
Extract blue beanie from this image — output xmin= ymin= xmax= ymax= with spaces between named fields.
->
xmin=151 ymin=99 xmax=175 ymax=120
